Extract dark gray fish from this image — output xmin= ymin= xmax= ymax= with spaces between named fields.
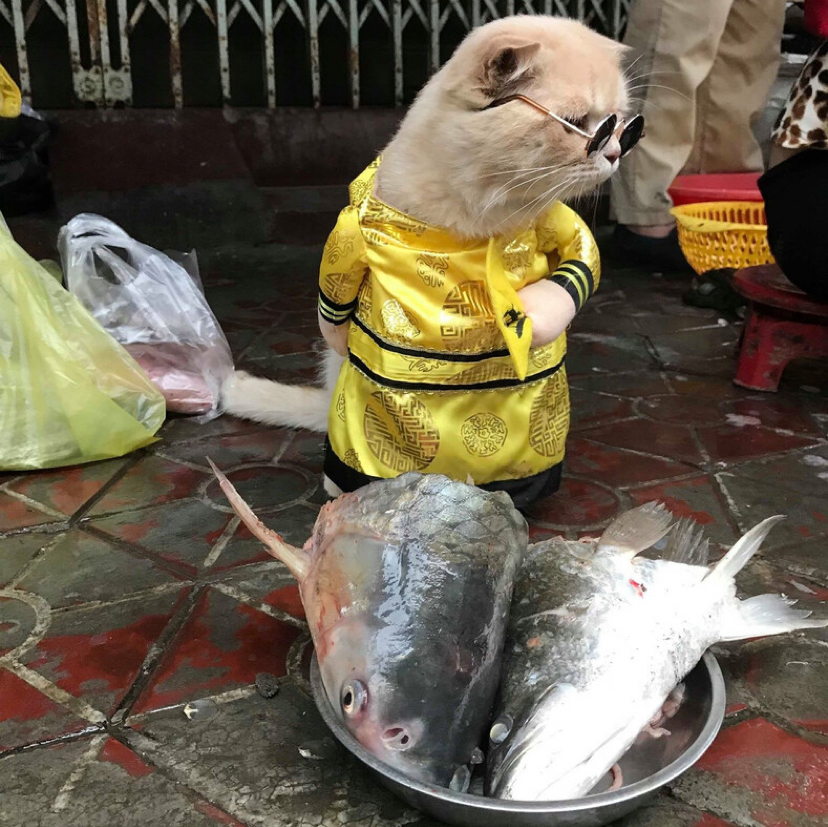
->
xmin=210 ymin=465 xmax=527 ymax=789
xmin=487 ymin=502 xmax=827 ymax=801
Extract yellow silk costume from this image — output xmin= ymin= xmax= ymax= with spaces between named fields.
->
xmin=319 ymin=158 xmax=600 ymax=501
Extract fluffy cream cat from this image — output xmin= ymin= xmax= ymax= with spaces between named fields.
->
xmin=223 ymin=15 xmax=634 ymax=503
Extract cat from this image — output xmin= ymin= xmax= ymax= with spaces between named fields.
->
xmin=222 ymin=15 xmax=634 ymax=506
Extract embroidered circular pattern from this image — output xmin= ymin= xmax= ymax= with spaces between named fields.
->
xmin=461 ymin=413 xmax=508 ymax=457
xmin=363 ymin=391 xmax=439 ymax=473
xmin=336 ymin=392 xmax=346 ymax=422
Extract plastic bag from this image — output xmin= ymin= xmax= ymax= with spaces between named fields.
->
xmin=0 ymin=215 xmax=165 ymax=471
xmin=59 ymin=214 xmax=234 ymax=418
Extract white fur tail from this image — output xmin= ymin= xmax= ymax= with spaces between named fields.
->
xmin=703 ymin=515 xmax=784 ymax=587
xmin=719 ymin=593 xmax=828 ymax=642
xmin=220 ymin=349 xmax=344 ymax=433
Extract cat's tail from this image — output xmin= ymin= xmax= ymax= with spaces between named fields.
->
xmin=221 ymin=348 xmax=343 ymax=433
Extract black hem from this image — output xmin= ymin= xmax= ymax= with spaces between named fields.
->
xmin=323 ymin=437 xmax=562 ymax=509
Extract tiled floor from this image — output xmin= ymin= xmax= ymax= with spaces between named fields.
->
xmin=1 ymin=232 xmax=826 ymax=827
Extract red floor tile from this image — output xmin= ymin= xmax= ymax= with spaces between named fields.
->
xmin=14 ymin=530 xmax=180 ymax=609
xmin=566 ymin=437 xmax=695 ymax=488
xmin=628 ymin=475 xmax=738 ymax=546
xmin=526 ymin=476 xmax=621 ymax=530
xmin=0 ymin=533 xmax=50 ymax=586
xmin=5 ymin=460 xmax=127 ymax=519
xmin=159 ymin=428 xmax=290 ymax=470
xmin=0 ymin=492 xmax=61 ymax=531
xmin=91 ymin=500 xmax=271 ymax=576
xmin=581 ymin=417 xmax=705 ymax=465
xmin=693 ymin=718 xmax=828 ymax=826
xmin=133 ymin=587 xmax=301 ymax=713
xmin=19 ymin=587 xmax=188 ymax=715
xmin=697 ymin=424 xmax=820 ymax=466
xmin=0 ymin=669 xmax=88 ymax=751
xmin=88 ymin=456 xmax=209 ymax=516
xmin=569 ymin=389 xmax=635 ymax=431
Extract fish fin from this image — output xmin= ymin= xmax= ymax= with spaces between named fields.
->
xmin=660 ymin=519 xmax=709 ymax=566
xmin=596 ymin=502 xmax=673 ymax=558
xmin=703 ymin=515 xmax=783 ymax=587
xmin=207 ymin=457 xmax=310 ymax=580
xmin=719 ymin=593 xmax=828 ymax=641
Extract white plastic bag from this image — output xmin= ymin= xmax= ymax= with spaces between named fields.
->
xmin=59 ymin=214 xmax=233 ymax=419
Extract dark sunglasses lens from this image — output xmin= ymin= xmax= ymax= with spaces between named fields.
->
xmin=620 ymin=116 xmax=645 ymax=157
xmin=587 ymin=115 xmax=617 ymax=157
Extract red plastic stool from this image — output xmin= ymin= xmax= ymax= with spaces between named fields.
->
xmin=733 ymin=264 xmax=828 ymax=392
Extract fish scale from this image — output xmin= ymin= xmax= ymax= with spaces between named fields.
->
xmin=487 ymin=503 xmax=828 ymax=802
xmin=209 ymin=465 xmax=527 ymax=790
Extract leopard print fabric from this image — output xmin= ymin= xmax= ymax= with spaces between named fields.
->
xmin=772 ymin=41 xmax=828 ymax=149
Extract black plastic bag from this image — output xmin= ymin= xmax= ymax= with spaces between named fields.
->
xmin=0 ymin=113 xmax=53 ymax=217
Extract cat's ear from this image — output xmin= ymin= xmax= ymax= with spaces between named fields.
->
xmin=476 ymin=38 xmax=541 ymax=98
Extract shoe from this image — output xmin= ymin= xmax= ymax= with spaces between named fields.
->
xmin=606 ymin=224 xmax=694 ymax=273
xmin=682 ymin=268 xmax=746 ymax=321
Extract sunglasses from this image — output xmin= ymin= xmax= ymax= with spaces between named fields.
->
xmin=486 ymin=94 xmax=645 ymax=159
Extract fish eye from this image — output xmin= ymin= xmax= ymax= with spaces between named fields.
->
xmin=341 ymin=680 xmax=368 ymax=716
xmin=490 ymin=713 xmax=513 ymax=745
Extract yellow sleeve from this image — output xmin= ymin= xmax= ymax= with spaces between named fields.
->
xmin=535 ymin=202 xmax=601 ymax=313
xmin=318 ymin=205 xmax=369 ymax=325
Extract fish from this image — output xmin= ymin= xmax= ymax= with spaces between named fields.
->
xmin=486 ymin=502 xmax=828 ymax=801
xmin=209 ymin=463 xmax=527 ymax=789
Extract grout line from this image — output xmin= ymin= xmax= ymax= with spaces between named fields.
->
xmin=0 ymin=488 xmax=66 ymax=521
xmin=51 ymin=734 xmax=107 ymax=813
xmin=210 ymin=581 xmax=307 ymax=631
xmin=111 ymin=585 xmax=205 ymax=724
xmin=69 ymin=454 xmax=145 ymax=525
xmin=0 ymin=726 xmax=104 ymax=760
xmin=8 ymin=532 xmax=68 ymax=588
xmin=51 ymin=583 xmax=187 ymax=616
xmin=0 ymin=662 xmax=107 ymax=725
xmin=80 ymin=523 xmax=197 ymax=583
xmin=202 ymin=516 xmax=240 ymax=569
xmin=125 ymin=685 xmax=258 ymax=724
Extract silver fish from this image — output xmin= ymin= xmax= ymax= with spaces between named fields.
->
xmin=487 ymin=502 xmax=827 ymax=801
xmin=209 ymin=464 xmax=526 ymax=789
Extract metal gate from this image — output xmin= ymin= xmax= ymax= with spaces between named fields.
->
xmin=0 ymin=0 xmax=630 ymax=108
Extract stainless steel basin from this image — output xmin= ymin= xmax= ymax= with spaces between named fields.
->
xmin=310 ymin=652 xmax=725 ymax=827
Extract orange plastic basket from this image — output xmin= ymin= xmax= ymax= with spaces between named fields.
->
xmin=669 ymin=201 xmax=775 ymax=275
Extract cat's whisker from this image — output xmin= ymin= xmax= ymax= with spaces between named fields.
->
xmin=481 ymin=168 xmax=562 ymax=214
xmin=626 ymin=83 xmax=690 ymax=102
xmin=480 ymin=163 xmax=576 ymax=217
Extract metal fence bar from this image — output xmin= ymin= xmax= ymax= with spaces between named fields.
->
xmin=10 ymin=0 xmax=29 ymax=101
xmin=391 ymin=0 xmax=402 ymax=106
xmin=216 ymin=0 xmax=231 ymax=104
xmin=264 ymin=0 xmax=276 ymax=106
xmin=1 ymin=0 xmax=630 ymax=109
xmin=307 ymin=0 xmax=320 ymax=106
xmin=348 ymin=0 xmax=359 ymax=108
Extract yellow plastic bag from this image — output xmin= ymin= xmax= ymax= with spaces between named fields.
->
xmin=0 ymin=215 xmax=166 ymax=470
xmin=0 ymin=64 xmax=21 ymax=119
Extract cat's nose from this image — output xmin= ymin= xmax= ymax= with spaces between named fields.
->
xmin=604 ymin=147 xmax=621 ymax=164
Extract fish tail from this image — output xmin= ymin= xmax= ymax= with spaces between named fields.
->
xmin=703 ymin=515 xmax=784 ymax=587
xmin=719 ymin=594 xmax=828 ymax=641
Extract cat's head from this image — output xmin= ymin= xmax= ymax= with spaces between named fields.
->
xmin=378 ymin=16 xmax=634 ymax=238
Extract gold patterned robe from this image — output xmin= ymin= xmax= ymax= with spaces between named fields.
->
xmin=318 ymin=159 xmax=600 ymax=504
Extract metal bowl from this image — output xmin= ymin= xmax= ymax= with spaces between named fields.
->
xmin=310 ymin=652 xmax=725 ymax=827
